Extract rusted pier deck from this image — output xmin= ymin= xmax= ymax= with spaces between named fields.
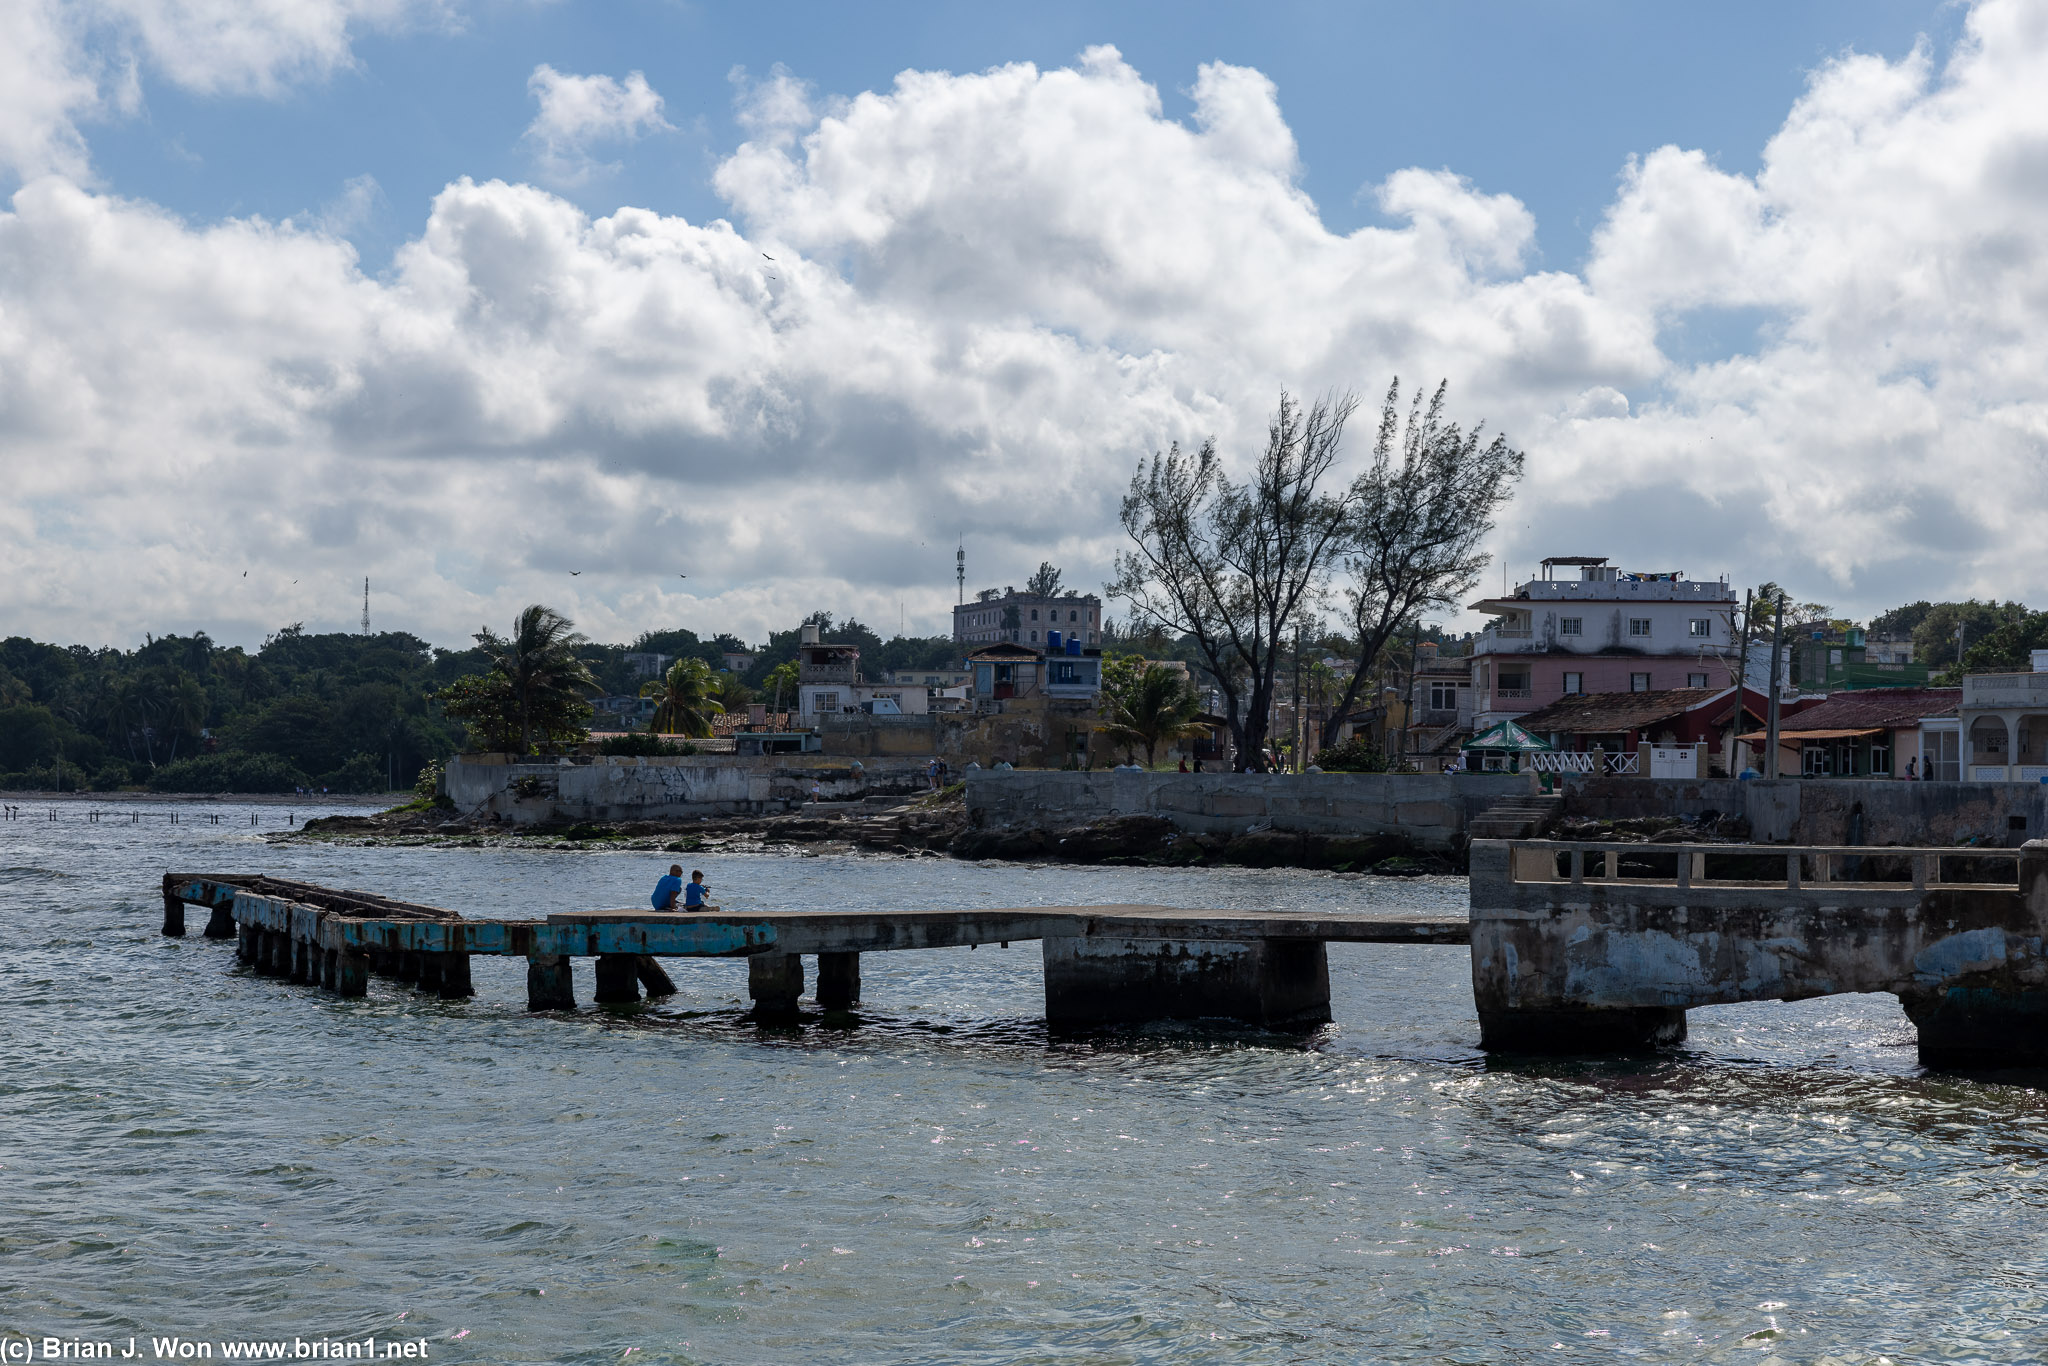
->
xmin=163 ymin=873 xmax=1467 ymax=1026
xmin=1471 ymin=838 xmax=2048 ymax=1067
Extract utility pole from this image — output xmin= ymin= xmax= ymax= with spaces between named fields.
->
xmin=1729 ymin=589 xmax=1753 ymax=776
xmin=1764 ymin=595 xmax=1785 ymax=780
xmin=1292 ymin=620 xmax=1305 ymax=772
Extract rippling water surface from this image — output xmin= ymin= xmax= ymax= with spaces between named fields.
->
xmin=5 ymin=801 xmax=2047 ymax=1363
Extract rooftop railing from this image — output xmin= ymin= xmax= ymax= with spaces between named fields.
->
xmin=1500 ymin=840 xmax=2023 ymax=892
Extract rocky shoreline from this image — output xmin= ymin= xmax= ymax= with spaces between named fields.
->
xmin=280 ymin=792 xmax=1753 ymax=873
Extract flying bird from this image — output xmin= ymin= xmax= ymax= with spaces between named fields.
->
xmin=242 ymin=571 xmax=247 ymax=577
xmin=763 ymin=252 xmax=775 ymax=260
xmin=570 ymin=571 xmax=582 ymax=576
xmin=678 ymin=573 xmax=688 ymax=579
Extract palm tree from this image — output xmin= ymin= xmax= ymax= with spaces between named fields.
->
xmin=478 ymin=605 xmax=599 ymax=753
xmin=1097 ymin=663 xmax=1212 ymax=768
xmin=643 ymin=657 xmax=725 ymax=738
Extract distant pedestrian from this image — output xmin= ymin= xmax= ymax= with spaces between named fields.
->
xmin=684 ymin=870 xmax=710 ymax=910
xmin=811 ymin=780 xmax=822 ymax=803
xmin=1178 ymin=758 xmax=1188 ymax=773
xmin=1193 ymin=757 xmax=1204 ymax=773
xmin=652 ymin=864 xmax=684 ymax=911
xmin=1905 ymin=756 xmax=1917 ymax=780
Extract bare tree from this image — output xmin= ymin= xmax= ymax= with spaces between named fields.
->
xmin=1111 ymin=391 xmax=1359 ymax=770
xmin=1320 ymin=379 xmax=1524 ymax=747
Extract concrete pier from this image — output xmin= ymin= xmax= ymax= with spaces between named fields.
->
xmin=162 ymin=873 xmax=1466 ymax=1029
xmin=1470 ymin=838 xmax=2048 ymax=1066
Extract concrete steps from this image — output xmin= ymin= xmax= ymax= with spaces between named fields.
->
xmin=1468 ymin=793 xmax=1561 ymax=842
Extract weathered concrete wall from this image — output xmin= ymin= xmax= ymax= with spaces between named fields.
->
xmin=445 ymin=754 xmax=930 ymax=823
xmin=1469 ymin=838 xmax=2048 ymax=1066
xmin=817 ymin=698 xmax=1100 ymax=769
xmin=965 ymin=770 xmax=1531 ymax=850
xmin=1558 ymin=775 xmax=2048 ymax=846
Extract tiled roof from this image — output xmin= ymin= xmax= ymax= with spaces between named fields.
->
xmin=1515 ymin=687 xmax=1728 ymax=733
xmin=1759 ymin=687 xmax=1960 ymax=733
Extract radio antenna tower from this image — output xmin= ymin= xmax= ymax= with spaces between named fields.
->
xmin=361 ymin=577 xmax=371 ymax=636
xmin=955 ymin=541 xmax=965 ymax=605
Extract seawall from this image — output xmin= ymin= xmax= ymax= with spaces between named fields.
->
xmin=444 ymin=754 xmax=933 ymax=824
xmin=962 ymin=770 xmax=1532 ymax=851
xmin=1558 ymin=775 xmax=2048 ymax=847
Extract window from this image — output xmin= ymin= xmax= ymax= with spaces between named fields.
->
xmin=1688 ymin=673 xmax=1709 ymax=688
xmin=1689 ymin=617 xmax=1712 ymax=637
xmin=1630 ymin=672 xmax=1651 ymax=692
xmin=1052 ymin=661 xmax=1080 ymax=684
xmin=1031 ymin=609 xmax=1039 ymax=621
xmin=815 ymin=691 xmax=840 ymax=711
xmin=1069 ymin=610 xmax=1078 ymax=622
xmin=1628 ymin=618 xmax=1652 ymax=638
xmin=1429 ymin=682 xmax=1459 ymax=710
xmin=1562 ymin=672 xmax=1584 ymax=695
xmin=1029 ymin=631 xmax=1038 ymax=642
xmin=1558 ymin=617 xmax=1583 ymax=637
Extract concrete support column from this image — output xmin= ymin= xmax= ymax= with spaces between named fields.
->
xmin=1475 ymin=1006 xmax=1688 ymax=1053
xmin=203 ymin=906 xmax=237 ymax=939
xmin=414 ymin=953 xmax=445 ymax=995
xmin=161 ymin=892 xmax=186 ymax=937
xmin=262 ymin=931 xmax=287 ymax=976
xmin=236 ymin=924 xmax=255 ymax=963
xmin=633 ymin=955 xmax=677 ymax=997
xmin=438 ymin=952 xmax=475 ymax=999
xmin=748 ymin=952 xmax=805 ymax=1018
xmin=526 ymin=954 xmax=575 ymax=1011
xmin=290 ymin=938 xmax=312 ymax=983
xmin=319 ymin=947 xmax=338 ymax=992
xmin=594 ymin=954 xmax=641 ymax=1003
xmin=394 ymin=950 xmax=421 ymax=984
xmin=334 ymin=950 xmax=369 ymax=998
xmin=1040 ymin=935 xmax=1331 ymax=1028
xmin=816 ymin=952 xmax=861 ymax=1010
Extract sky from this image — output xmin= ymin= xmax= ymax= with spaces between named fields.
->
xmin=3 ymin=0 xmax=2043 ymax=652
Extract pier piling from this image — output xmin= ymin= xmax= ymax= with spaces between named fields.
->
xmin=632 ymin=954 xmax=677 ymax=996
xmin=593 ymin=953 xmax=640 ymax=1003
xmin=438 ymin=952 xmax=475 ymax=999
xmin=161 ymin=890 xmax=185 ymax=937
xmin=749 ymin=952 xmax=804 ymax=1018
xmin=816 ymin=951 xmax=860 ymax=1010
xmin=527 ymin=954 xmax=575 ymax=1011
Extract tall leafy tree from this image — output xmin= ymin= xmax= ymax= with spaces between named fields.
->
xmin=1111 ymin=390 xmax=1359 ymax=770
xmin=1320 ymin=379 xmax=1523 ymax=746
xmin=643 ymin=657 xmax=725 ymax=737
xmin=1026 ymin=562 xmax=1064 ymax=596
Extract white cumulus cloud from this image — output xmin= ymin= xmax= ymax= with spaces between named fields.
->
xmin=2 ymin=6 xmax=2048 ymax=650
xmin=524 ymin=64 xmax=672 ymax=185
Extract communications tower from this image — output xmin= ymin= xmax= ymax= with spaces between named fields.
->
xmin=956 ymin=542 xmax=965 ymax=605
xmin=361 ymin=577 xmax=370 ymax=635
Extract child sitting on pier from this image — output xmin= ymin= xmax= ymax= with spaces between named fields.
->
xmin=684 ymin=870 xmax=710 ymax=910
xmin=652 ymin=865 xmax=685 ymax=911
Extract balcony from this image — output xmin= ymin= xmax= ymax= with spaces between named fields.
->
xmin=1963 ymin=672 xmax=2048 ymax=708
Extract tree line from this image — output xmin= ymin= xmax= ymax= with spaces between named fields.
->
xmin=0 ymin=611 xmax=969 ymax=793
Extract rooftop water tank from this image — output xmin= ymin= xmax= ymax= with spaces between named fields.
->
xmin=1067 ymin=637 xmax=1082 ymax=656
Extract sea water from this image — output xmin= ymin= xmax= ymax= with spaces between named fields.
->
xmin=3 ymin=801 xmax=2045 ymax=1363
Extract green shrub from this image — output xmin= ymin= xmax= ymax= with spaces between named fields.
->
xmin=318 ymin=752 xmax=388 ymax=793
xmin=1315 ymin=736 xmax=1390 ymax=773
xmin=148 ymin=753 xmax=309 ymax=794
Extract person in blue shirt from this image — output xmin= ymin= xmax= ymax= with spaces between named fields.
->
xmin=683 ymin=870 xmax=710 ymax=910
xmin=652 ymin=864 xmax=684 ymax=911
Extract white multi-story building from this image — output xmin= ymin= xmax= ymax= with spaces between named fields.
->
xmin=1468 ymin=556 xmax=1743 ymax=728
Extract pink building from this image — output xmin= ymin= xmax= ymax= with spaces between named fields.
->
xmin=1469 ymin=556 xmax=1742 ymax=728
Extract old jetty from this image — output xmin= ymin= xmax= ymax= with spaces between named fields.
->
xmin=165 ymin=836 xmax=2048 ymax=1065
xmin=160 ymin=872 xmax=1464 ymax=1027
